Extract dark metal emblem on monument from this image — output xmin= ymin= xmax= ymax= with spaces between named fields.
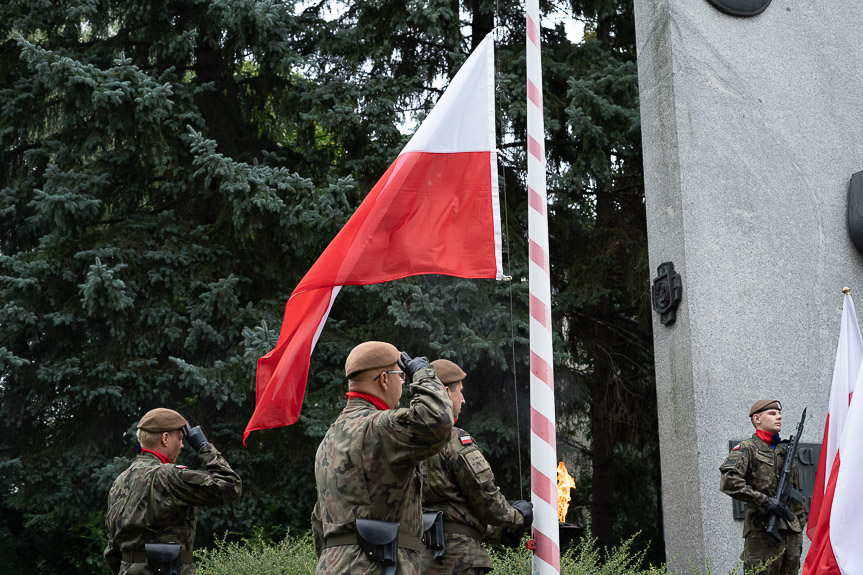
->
xmin=847 ymin=171 xmax=863 ymax=255
xmin=651 ymin=262 xmax=682 ymax=326
xmin=706 ymin=0 xmax=771 ymax=17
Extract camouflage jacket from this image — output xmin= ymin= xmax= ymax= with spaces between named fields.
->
xmin=311 ymin=366 xmax=453 ymax=575
xmin=103 ymin=444 xmax=242 ymax=575
xmin=419 ymin=428 xmax=523 ymax=574
xmin=719 ymin=434 xmax=806 ymax=537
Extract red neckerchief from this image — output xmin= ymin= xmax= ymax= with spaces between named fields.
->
xmin=345 ymin=391 xmax=390 ymax=411
xmin=140 ymin=448 xmax=172 ymax=464
xmin=755 ymin=429 xmax=780 ymax=449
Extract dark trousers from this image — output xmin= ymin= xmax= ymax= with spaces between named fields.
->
xmin=741 ymin=530 xmax=802 ymax=575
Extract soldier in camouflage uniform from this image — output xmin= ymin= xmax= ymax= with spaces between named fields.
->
xmin=720 ymin=400 xmax=806 ymax=575
xmin=311 ymin=341 xmax=454 ymax=575
xmin=104 ymin=408 xmax=242 ymax=575
xmin=419 ymin=359 xmax=532 ymax=575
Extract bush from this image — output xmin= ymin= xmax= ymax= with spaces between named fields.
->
xmin=195 ymin=525 xmax=771 ymax=575
xmin=196 ymin=531 xmax=317 ymax=575
xmin=487 ymin=528 xmax=666 ymax=575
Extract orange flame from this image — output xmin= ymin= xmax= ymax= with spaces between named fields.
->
xmin=556 ymin=461 xmax=576 ymax=523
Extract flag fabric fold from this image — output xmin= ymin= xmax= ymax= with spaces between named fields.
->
xmin=803 ymin=292 xmax=863 ymax=574
xmin=830 ymin=364 xmax=863 ymax=574
xmin=245 ymin=34 xmax=502 ymax=444
xmin=807 ymin=293 xmax=863 ymax=541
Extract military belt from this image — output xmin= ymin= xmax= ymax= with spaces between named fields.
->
xmin=443 ymin=521 xmax=483 ymax=541
xmin=324 ymin=530 xmax=423 ymax=552
xmin=121 ymin=550 xmax=194 ymax=563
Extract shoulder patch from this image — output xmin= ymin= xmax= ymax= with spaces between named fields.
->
xmin=175 ymin=465 xmax=188 ymax=469
xmin=459 ymin=435 xmax=473 ymax=445
xmin=731 ymin=445 xmax=740 ymax=451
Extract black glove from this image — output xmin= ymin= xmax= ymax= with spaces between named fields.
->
xmin=512 ymin=500 xmax=534 ymax=528
xmin=763 ymin=496 xmax=793 ymax=521
xmin=398 ymin=352 xmax=430 ymax=381
xmin=182 ymin=424 xmax=209 ymax=452
xmin=499 ymin=526 xmax=523 ymax=549
xmin=500 ymin=500 xmax=533 ymax=548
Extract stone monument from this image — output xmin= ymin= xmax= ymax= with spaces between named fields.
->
xmin=633 ymin=1 xmax=863 ymax=572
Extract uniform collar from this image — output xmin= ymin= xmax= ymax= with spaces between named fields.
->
xmin=755 ymin=429 xmax=781 ymax=449
xmin=345 ymin=391 xmax=389 ymax=411
xmin=140 ymin=448 xmax=172 ymax=464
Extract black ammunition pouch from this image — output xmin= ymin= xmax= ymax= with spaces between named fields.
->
xmin=421 ymin=511 xmax=446 ymax=559
xmin=355 ymin=518 xmax=399 ymax=575
xmin=144 ymin=543 xmax=181 ymax=575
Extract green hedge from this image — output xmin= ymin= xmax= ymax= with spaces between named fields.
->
xmin=195 ymin=528 xmax=771 ymax=575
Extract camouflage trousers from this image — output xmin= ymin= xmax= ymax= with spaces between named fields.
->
xmin=316 ymin=545 xmax=420 ymax=574
xmin=741 ymin=530 xmax=802 ymax=575
xmin=421 ymin=564 xmax=488 ymax=575
xmin=119 ymin=562 xmax=195 ymax=575
xmin=419 ymin=532 xmax=493 ymax=575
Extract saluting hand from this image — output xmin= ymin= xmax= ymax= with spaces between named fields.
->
xmin=182 ymin=424 xmax=209 ymax=452
xmin=399 ymin=352 xmax=430 ymax=381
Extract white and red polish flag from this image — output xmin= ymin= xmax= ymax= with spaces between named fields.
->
xmin=244 ymin=33 xmax=503 ymax=444
xmin=803 ymin=292 xmax=862 ymax=574
xmin=829 ymin=360 xmax=863 ymax=574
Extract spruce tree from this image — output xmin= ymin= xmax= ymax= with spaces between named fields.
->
xmin=0 ymin=1 xmax=353 ymax=571
xmin=1 ymin=1 xmax=657 ymax=572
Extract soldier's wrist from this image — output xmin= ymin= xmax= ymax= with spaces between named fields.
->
xmin=515 ymin=511 xmax=525 ymax=528
xmin=410 ymin=365 xmax=437 ymax=383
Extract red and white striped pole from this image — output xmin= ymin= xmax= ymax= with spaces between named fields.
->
xmin=526 ymin=1 xmax=560 ymax=573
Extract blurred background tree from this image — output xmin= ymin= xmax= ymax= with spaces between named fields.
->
xmin=0 ymin=0 xmax=657 ymax=572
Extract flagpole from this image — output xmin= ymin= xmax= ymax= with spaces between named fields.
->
xmin=525 ymin=1 xmax=561 ymax=573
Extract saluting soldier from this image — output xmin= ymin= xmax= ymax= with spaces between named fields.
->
xmin=104 ymin=408 xmax=242 ymax=574
xmin=719 ymin=399 xmax=806 ymax=575
xmin=419 ymin=359 xmax=532 ymax=575
xmin=311 ymin=341 xmax=454 ymax=575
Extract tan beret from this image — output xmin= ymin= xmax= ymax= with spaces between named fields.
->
xmin=137 ymin=408 xmax=188 ymax=432
xmin=749 ymin=399 xmax=782 ymax=417
xmin=431 ymin=359 xmax=467 ymax=386
xmin=345 ymin=341 xmax=400 ymax=379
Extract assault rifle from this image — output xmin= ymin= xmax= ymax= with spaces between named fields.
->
xmin=766 ymin=407 xmax=807 ymax=542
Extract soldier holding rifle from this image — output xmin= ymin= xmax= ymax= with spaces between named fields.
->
xmin=720 ymin=400 xmax=807 ymax=575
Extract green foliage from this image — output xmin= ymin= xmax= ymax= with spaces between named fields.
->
xmin=1 ymin=0 xmax=655 ymax=572
xmin=197 ymin=531 xmax=317 ymax=575
xmin=196 ymin=526 xmax=762 ymax=575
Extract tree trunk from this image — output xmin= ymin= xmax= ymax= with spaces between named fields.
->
xmin=469 ymin=0 xmax=494 ymax=48
xmin=586 ymin=14 xmax=624 ymax=551
xmin=590 ymin=314 xmax=616 ymax=549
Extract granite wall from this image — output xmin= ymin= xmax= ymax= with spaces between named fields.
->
xmin=632 ymin=1 xmax=863 ymax=572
